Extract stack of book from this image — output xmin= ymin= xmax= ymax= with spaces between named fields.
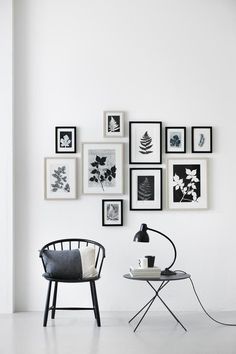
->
xmin=129 ymin=266 xmax=161 ymax=278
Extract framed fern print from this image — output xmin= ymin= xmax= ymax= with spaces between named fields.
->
xmin=55 ymin=126 xmax=76 ymax=153
xmin=129 ymin=168 xmax=162 ymax=210
xmin=44 ymin=157 xmax=77 ymax=200
xmin=83 ymin=143 xmax=123 ymax=194
xmin=167 ymin=158 xmax=208 ymax=209
xmin=129 ymin=121 xmax=162 ymax=164
xmin=102 ymin=199 xmax=123 ymax=226
xmin=103 ymin=111 xmax=124 ymax=137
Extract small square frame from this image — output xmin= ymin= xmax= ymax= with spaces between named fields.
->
xmin=191 ymin=126 xmax=212 ymax=153
xmin=55 ymin=126 xmax=77 ymax=153
xmin=44 ymin=157 xmax=77 ymax=200
xmin=165 ymin=127 xmax=186 ymax=153
xmin=103 ymin=111 xmax=124 ymax=137
xmin=129 ymin=168 xmax=163 ymax=210
xmin=102 ymin=199 xmax=123 ymax=226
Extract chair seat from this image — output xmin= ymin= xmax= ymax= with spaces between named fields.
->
xmin=42 ymin=273 xmax=100 ymax=283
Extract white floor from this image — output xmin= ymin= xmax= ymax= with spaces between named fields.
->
xmin=0 ymin=311 xmax=236 ymax=354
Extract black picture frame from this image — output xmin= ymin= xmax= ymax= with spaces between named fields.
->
xmin=165 ymin=127 xmax=186 ymax=153
xmin=129 ymin=168 xmax=163 ymax=211
xmin=191 ymin=126 xmax=212 ymax=153
xmin=102 ymin=199 xmax=123 ymax=226
xmin=55 ymin=126 xmax=77 ymax=153
xmin=129 ymin=121 xmax=162 ymax=164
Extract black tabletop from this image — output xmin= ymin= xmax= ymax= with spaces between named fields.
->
xmin=123 ymin=272 xmax=191 ymax=281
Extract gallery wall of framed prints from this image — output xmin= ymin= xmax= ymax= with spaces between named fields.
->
xmin=44 ymin=112 xmax=213 ymax=224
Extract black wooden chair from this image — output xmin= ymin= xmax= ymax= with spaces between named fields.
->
xmin=39 ymin=238 xmax=105 ymax=327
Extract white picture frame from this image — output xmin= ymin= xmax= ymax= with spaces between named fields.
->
xmin=44 ymin=157 xmax=77 ymax=200
xmin=167 ymin=158 xmax=208 ymax=210
xmin=83 ymin=143 xmax=123 ymax=194
xmin=103 ymin=111 xmax=124 ymax=137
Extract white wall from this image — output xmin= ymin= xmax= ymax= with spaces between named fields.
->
xmin=14 ymin=0 xmax=236 ymax=312
xmin=0 ymin=0 xmax=13 ymax=313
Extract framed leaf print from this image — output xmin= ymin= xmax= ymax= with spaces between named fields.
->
xmin=55 ymin=126 xmax=77 ymax=153
xmin=102 ymin=199 xmax=123 ymax=226
xmin=130 ymin=168 xmax=162 ymax=210
xmin=44 ymin=158 xmax=77 ymax=200
xmin=103 ymin=111 xmax=124 ymax=137
xmin=192 ymin=126 xmax=212 ymax=153
xmin=165 ymin=127 xmax=186 ymax=153
xmin=129 ymin=121 xmax=162 ymax=164
xmin=83 ymin=143 xmax=123 ymax=194
xmin=167 ymin=159 xmax=207 ymax=209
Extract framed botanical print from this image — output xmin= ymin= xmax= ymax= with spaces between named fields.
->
xmin=191 ymin=126 xmax=212 ymax=153
xmin=103 ymin=111 xmax=124 ymax=137
xmin=130 ymin=168 xmax=162 ymax=210
xmin=129 ymin=121 xmax=162 ymax=164
xmin=44 ymin=158 xmax=77 ymax=200
xmin=102 ymin=199 xmax=123 ymax=226
xmin=55 ymin=126 xmax=77 ymax=153
xmin=167 ymin=159 xmax=207 ymax=209
xmin=83 ymin=143 xmax=123 ymax=194
xmin=165 ymin=127 xmax=186 ymax=153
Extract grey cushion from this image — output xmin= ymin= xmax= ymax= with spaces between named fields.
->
xmin=42 ymin=249 xmax=82 ymax=280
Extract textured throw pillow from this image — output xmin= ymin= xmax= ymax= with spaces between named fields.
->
xmin=42 ymin=249 xmax=82 ymax=280
xmin=80 ymin=246 xmax=98 ymax=278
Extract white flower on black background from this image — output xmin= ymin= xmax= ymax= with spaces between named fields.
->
xmin=173 ymin=167 xmax=200 ymax=203
xmin=108 ymin=116 xmax=120 ymax=132
xmin=60 ymin=134 xmax=72 ymax=148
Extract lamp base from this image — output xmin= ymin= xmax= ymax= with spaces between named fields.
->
xmin=161 ymin=268 xmax=176 ymax=276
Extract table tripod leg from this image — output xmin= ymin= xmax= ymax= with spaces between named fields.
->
xmin=157 ymin=294 xmax=187 ymax=332
xmin=129 ymin=296 xmax=155 ymax=323
xmin=133 ymin=296 xmax=156 ymax=333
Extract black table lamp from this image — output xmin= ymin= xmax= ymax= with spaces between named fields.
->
xmin=133 ymin=223 xmax=177 ymax=276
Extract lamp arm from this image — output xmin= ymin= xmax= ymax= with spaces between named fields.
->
xmin=147 ymin=227 xmax=177 ymax=270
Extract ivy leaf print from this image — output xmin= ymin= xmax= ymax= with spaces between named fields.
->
xmin=60 ymin=134 xmax=71 ymax=148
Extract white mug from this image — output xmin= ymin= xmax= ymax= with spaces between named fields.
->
xmin=138 ymin=257 xmax=148 ymax=269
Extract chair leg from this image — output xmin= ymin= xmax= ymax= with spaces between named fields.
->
xmin=91 ymin=281 xmax=101 ymax=327
xmin=90 ymin=281 xmax=97 ymax=319
xmin=43 ymin=281 xmax=52 ymax=327
xmin=51 ymin=282 xmax=58 ymax=319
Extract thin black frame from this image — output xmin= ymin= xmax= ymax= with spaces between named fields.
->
xmin=55 ymin=126 xmax=77 ymax=153
xmin=102 ymin=199 xmax=123 ymax=226
xmin=129 ymin=168 xmax=163 ymax=211
xmin=165 ymin=127 xmax=186 ymax=153
xmin=191 ymin=126 xmax=212 ymax=153
xmin=129 ymin=121 xmax=162 ymax=164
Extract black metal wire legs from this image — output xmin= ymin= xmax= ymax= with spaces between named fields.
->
xmin=129 ymin=280 xmax=187 ymax=332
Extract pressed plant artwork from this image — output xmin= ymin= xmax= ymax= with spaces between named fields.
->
xmin=83 ymin=143 xmax=123 ymax=194
xmin=108 ymin=116 xmax=120 ymax=133
xmin=55 ymin=127 xmax=76 ymax=153
xmin=129 ymin=121 xmax=162 ymax=164
xmin=165 ymin=127 xmax=186 ymax=153
xmin=51 ymin=165 xmax=70 ymax=193
xmin=104 ymin=111 xmax=124 ymax=137
xmin=45 ymin=158 xmax=77 ymax=199
xmin=173 ymin=165 xmax=200 ymax=203
xmin=192 ymin=127 xmax=212 ymax=153
xmin=88 ymin=151 xmax=117 ymax=191
xmin=167 ymin=159 xmax=207 ymax=209
xmin=130 ymin=168 xmax=162 ymax=210
xmin=139 ymin=131 xmax=153 ymax=154
xmin=102 ymin=199 xmax=123 ymax=226
xmin=137 ymin=176 xmax=154 ymax=200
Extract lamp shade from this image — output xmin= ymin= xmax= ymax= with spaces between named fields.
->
xmin=133 ymin=223 xmax=149 ymax=243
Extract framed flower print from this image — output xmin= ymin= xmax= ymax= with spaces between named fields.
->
xmin=55 ymin=126 xmax=77 ymax=153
